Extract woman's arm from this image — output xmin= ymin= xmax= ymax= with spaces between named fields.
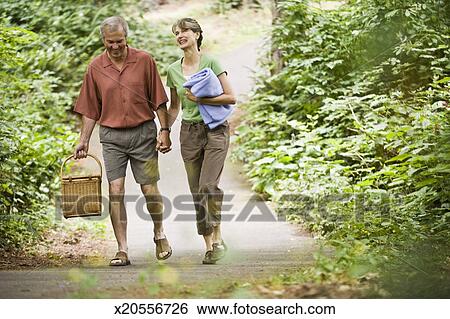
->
xmin=168 ymin=87 xmax=181 ymax=127
xmin=186 ymin=73 xmax=237 ymax=105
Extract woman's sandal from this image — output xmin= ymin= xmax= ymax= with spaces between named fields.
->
xmin=154 ymin=237 xmax=173 ymax=260
xmin=212 ymin=240 xmax=227 ymax=261
xmin=202 ymin=250 xmax=215 ymax=264
xmin=109 ymin=251 xmax=131 ymax=266
xmin=203 ymin=240 xmax=227 ymax=264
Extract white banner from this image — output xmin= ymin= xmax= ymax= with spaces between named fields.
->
xmin=0 ymin=299 xmax=447 ymax=319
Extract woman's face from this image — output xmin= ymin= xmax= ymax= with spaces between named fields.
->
xmin=174 ymin=26 xmax=198 ymax=50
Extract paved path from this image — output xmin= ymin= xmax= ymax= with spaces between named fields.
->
xmin=0 ymin=40 xmax=314 ymax=298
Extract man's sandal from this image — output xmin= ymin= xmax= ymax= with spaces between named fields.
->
xmin=109 ymin=251 xmax=131 ymax=266
xmin=154 ymin=237 xmax=172 ymax=260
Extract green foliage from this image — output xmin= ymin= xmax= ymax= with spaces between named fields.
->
xmin=378 ymin=238 xmax=450 ymax=298
xmin=308 ymin=240 xmax=381 ymax=283
xmin=235 ymin=0 xmax=450 ymax=291
xmin=1 ymin=0 xmax=116 ymax=92
xmin=130 ymin=20 xmax=180 ymax=74
xmin=0 ymin=24 xmax=76 ymax=249
xmin=68 ymin=268 xmax=106 ymax=298
xmin=212 ymin=0 xmax=244 ymax=13
xmin=211 ymin=0 xmax=262 ymax=14
xmin=0 ymin=0 xmax=178 ymax=87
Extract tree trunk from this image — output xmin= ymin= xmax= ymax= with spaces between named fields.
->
xmin=271 ymin=0 xmax=283 ymax=75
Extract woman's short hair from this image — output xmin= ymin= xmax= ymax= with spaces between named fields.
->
xmin=100 ymin=16 xmax=129 ymax=39
xmin=172 ymin=18 xmax=203 ymax=50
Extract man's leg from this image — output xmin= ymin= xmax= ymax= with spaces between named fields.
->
xmin=109 ymin=177 xmax=128 ymax=264
xmin=100 ymin=125 xmax=130 ymax=265
xmin=141 ymin=182 xmax=172 ymax=259
xmin=128 ymin=121 xmax=171 ymax=259
xmin=140 ymin=183 xmax=163 ymax=233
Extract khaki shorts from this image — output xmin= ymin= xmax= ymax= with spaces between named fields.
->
xmin=99 ymin=120 xmax=159 ymax=185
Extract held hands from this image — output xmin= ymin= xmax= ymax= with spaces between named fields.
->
xmin=156 ymin=131 xmax=172 ymax=154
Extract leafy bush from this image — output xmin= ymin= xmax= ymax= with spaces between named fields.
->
xmin=235 ymin=0 xmax=450 ymax=292
xmin=0 ymin=24 xmax=76 ymax=249
xmin=212 ymin=0 xmax=244 ymax=13
xmin=0 ymin=0 xmax=178 ymax=85
xmin=211 ymin=0 xmax=262 ymax=14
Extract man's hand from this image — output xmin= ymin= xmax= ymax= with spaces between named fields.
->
xmin=185 ymin=89 xmax=198 ymax=103
xmin=74 ymin=142 xmax=89 ymax=159
xmin=156 ymin=131 xmax=172 ymax=154
xmin=74 ymin=116 xmax=96 ymax=159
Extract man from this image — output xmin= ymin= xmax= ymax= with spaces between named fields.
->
xmin=73 ymin=16 xmax=172 ymax=266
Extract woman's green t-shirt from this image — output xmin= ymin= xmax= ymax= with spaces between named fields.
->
xmin=166 ymin=54 xmax=225 ymax=123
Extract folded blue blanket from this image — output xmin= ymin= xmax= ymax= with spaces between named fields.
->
xmin=183 ymin=67 xmax=233 ymax=129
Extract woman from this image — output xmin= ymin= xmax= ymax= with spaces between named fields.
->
xmin=166 ymin=18 xmax=236 ymax=264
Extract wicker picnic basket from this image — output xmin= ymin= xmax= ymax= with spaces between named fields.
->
xmin=60 ymin=154 xmax=102 ymax=218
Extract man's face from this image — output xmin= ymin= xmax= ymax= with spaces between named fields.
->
xmin=102 ymin=27 xmax=127 ymax=60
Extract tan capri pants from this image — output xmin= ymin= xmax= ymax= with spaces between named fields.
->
xmin=180 ymin=120 xmax=230 ymax=235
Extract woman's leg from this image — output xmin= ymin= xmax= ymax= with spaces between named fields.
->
xmin=212 ymin=225 xmax=222 ymax=244
xmin=196 ymin=124 xmax=230 ymax=264
xmin=180 ymin=122 xmax=230 ymax=257
xmin=184 ymin=158 xmax=215 ymax=251
xmin=180 ymin=122 xmax=214 ymax=251
xmin=199 ymin=123 xmax=230 ymax=245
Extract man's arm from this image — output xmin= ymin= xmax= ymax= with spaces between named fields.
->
xmin=155 ymin=103 xmax=172 ymax=154
xmin=73 ymin=63 xmax=101 ymax=159
xmin=74 ymin=116 xmax=96 ymax=159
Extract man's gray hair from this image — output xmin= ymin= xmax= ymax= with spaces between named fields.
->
xmin=100 ymin=16 xmax=129 ymax=39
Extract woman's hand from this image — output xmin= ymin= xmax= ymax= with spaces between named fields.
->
xmin=185 ymin=89 xmax=198 ymax=103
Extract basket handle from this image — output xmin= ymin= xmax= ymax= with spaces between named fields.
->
xmin=60 ymin=154 xmax=103 ymax=179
